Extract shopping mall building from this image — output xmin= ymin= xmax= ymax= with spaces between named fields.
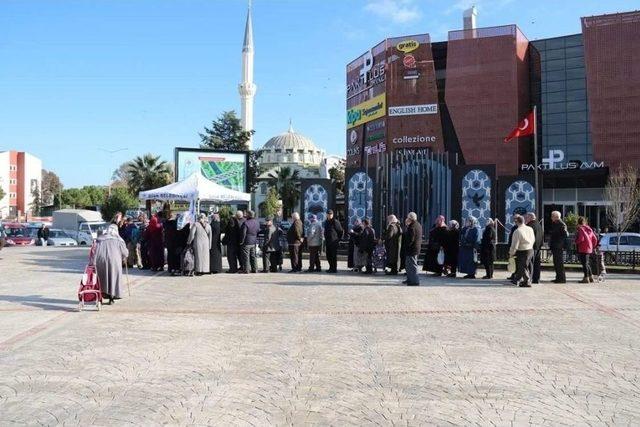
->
xmin=345 ymin=9 xmax=639 ymax=235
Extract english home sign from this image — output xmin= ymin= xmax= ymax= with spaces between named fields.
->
xmin=520 ymin=149 xmax=605 ymax=171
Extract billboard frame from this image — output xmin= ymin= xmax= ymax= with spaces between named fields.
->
xmin=174 ymin=147 xmax=250 ymax=193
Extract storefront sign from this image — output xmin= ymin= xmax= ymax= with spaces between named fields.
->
xmin=347 ymin=50 xmax=386 ymax=97
xmin=392 ymin=135 xmax=436 ymax=145
xmin=520 ymin=149 xmax=606 ymax=171
xmin=388 ymin=104 xmax=437 ymax=116
xmin=347 ymin=93 xmax=386 ymax=129
xmin=365 ymin=142 xmax=387 ymax=155
xmin=396 ymin=40 xmax=419 ymax=53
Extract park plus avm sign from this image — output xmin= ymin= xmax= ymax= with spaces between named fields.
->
xmin=520 ymin=149 xmax=605 ymax=171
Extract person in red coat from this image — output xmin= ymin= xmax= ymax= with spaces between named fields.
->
xmin=575 ymin=216 xmax=598 ymax=283
xmin=144 ymin=215 xmax=165 ymax=272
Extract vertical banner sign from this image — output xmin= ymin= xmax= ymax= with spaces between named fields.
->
xmin=347 ymin=171 xmax=374 ymax=230
xmin=300 ymin=179 xmax=334 ymax=229
xmin=461 ymin=169 xmax=492 ymax=228
xmin=504 ymin=180 xmax=536 ymax=240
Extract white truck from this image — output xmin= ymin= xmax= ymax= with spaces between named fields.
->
xmin=52 ymin=209 xmax=108 ymax=245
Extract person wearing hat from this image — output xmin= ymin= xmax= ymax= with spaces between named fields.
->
xmin=305 ymin=214 xmax=323 ymax=272
xmin=323 ymin=209 xmax=343 ymax=273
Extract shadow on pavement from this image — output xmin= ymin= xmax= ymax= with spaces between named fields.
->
xmin=0 ymin=294 xmax=78 ymax=312
xmin=272 ymin=275 xmax=507 ymax=288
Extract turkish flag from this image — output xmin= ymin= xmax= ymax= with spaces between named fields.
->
xmin=504 ymin=111 xmax=534 ymax=143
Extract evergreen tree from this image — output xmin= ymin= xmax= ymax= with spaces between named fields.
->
xmin=262 ymin=187 xmax=280 ymax=218
xmin=268 ymin=167 xmax=300 ymax=219
xmin=30 ymin=183 xmax=42 ymax=216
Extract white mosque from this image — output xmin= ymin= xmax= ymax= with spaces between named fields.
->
xmin=237 ymin=4 xmax=343 ymax=217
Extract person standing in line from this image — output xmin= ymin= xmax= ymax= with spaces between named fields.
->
xmin=402 ymin=212 xmax=423 ymax=286
xmin=187 ymin=214 xmax=212 ymax=276
xmin=508 ymin=214 xmax=535 ymax=287
xmin=163 ymin=216 xmax=180 ymax=275
xmin=359 ymin=218 xmax=376 ymax=274
xmin=525 ymin=213 xmax=543 ymax=284
xmin=287 ymin=212 xmax=304 ymax=273
xmin=209 ymin=213 xmax=223 ymax=274
xmin=144 ymin=215 xmax=165 ymax=272
xmin=261 ymin=216 xmax=281 ymax=272
xmin=305 ymin=214 xmax=323 ymax=272
xmin=382 ymin=214 xmax=402 ymax=275
xmin=124 ymin=218 xmax=141 ymax=269
xmin=239 ymin=210 xmax=259 ymax=274
xmin=423 ymin=215 xmax=448 ymax=277
xmin=548 ymin=210 xmax=568 ymax=284
xmin=224 ymin=211 xmax=244 ymax=273
xmin=137 ymin=213 xmax=151 ymax=270
xmin=458 ymin=217 xmax=481 ymax=279
xmin=37 ymin=224 xmax=49 ymax=246
xmin=575 ymin=216 xmax=598 ymax=283
xmin=323 ymin=209 xmax=343 ymax=273
xmin=480 ymin=218 xmax=497 ymax=279
xmin=349 ymin=219 xmax=365 ymax=272
xmin=443 ymin=220 xmax=460 ymax=278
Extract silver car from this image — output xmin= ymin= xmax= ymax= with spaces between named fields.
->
xmin=47 ymin=229 xmax=78 ymax=247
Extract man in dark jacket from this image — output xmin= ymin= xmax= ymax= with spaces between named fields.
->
xmin=548 ymin=210 xmax=568 ymax=283
xmin=526 ymin=212 xmax=543 ymax=284
xmin=261 ymin=217 xmax=282 ymax=272
xmin=224 ymin=211 xmax=245 ymax=273
xmin=37 ymin=225 xmax=50 ymax=246
xmin=287 ymin=212 xmax=304 ymax=272
xmin=403 ymin=212 xmax=423 ymax=286
xmin=359 ymin=218 xmax=376 ymax=274
xmin=239 ymin=210 xmax=259 ymax=273
xmin=323 ymin=209 xmax=343 ymax=273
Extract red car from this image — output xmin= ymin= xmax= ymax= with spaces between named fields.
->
xmin=2 ymin=223 xmax=36 ymax=246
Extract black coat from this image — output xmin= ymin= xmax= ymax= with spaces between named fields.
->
xmin=382 ymin=223 xmax=402 ymax=269
xmin=423 ymin=225 xmax=448 ymax=272
xmin=443 ymin=228 xmax=460 ymax=267
xmin=480 ymin=225 xmax=497 ymax=263
xmin=549 ymin=220 xmax=568 ymax=250
xmin=404 ymin=221 xmax=423 ymax=257
xmin=528 ymin=220 xmax=543 ymax=250
xmin=240 ymin=218 xmax=260 ymax=246
xmin=224 ymin=217 xmax=245 ymax=247
xmin=209 ymin=220 xmax=222 ymax=273
xmin=359 ymin=226 xmax=376 ymax=254
xmin=323 ymin=218 xmax=343 ymax=243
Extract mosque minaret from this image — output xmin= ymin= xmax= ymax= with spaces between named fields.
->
xmin=238 ymin=2 xmax=257 ymax=149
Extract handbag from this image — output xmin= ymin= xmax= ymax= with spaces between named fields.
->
xmin=437 ymin=248 xmax=445 ymax=265
xmin=507 ymin=256 xmax=516 ymax=273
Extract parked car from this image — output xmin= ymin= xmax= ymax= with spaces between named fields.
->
xmin=3 ymin=223 xmax=36 ymax=246
xmin=0 ymin=228 xmax=5 ymax=250
xmin=598 ymin=233 xmax=640 ymax=253
xmin=46 ymin=229 xmax=78 ymax=247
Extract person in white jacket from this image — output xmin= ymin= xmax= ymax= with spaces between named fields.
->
xmin=508 ymin=214 xmax=535 ymax=287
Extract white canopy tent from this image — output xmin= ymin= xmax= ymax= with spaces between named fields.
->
xmin=138 ymin=171 xmax=251 ymax=205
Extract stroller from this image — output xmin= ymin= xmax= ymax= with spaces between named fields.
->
xmin=182 ymin=246 xmax=195 ymax=276
xmin=590 ymin=249 xmax=607 ymax=283
xmin=372 ymin=243 xmax=387 ymax=273
xmin=78 ymin=243 xmax=102 ymax=311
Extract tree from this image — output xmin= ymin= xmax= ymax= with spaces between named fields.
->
xmin=111 ymin=162 xmax=130 ymax=188
xmin=82 ymin=186 xmax=108 ymax=206
xmin=329 ymin=160 xmax=346 ymax=195
xmin=199 ymin=110 xmax=259 ymax=191
xmin=268 ymin=167 xmax=300 ymax=219
xmin=262 ymin=187 xmax=280 ymax=219
xmin=41 ymin=169 xmax=63 ymax=207
xmin=125 ymin=154 xmax=173 ymax=212
xmin=60 ymin=188 xmax=92 ymax=209
xmin=101 ymin=187 xmax=138 ymax=222
xmin=30 ymin=183 xmax=42 ymax=216
xmin=605 ymin=165 xmax=640 ymax=253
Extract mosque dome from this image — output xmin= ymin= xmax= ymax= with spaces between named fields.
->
xmin=258 ymin=122 xmax=325 ymax=166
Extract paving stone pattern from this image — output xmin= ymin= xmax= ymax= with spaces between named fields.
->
xmin=1 ymin=247 xmax=640 ymax=425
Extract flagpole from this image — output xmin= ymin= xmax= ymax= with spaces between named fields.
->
xmin=533 ymin=105 xmax=540 ymax=220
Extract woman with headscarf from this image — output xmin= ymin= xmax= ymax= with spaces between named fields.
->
xmin=422 ymin=215 xmax=448 ymax=276
xmin=349 ymin=219 xmax=364 ymax=272
xmin=164 ymin=215 xmax=181 ymax=275
xmin=480 ymin=218 xmax=497 ymax=279
xmin=382 ymin=214 xmax=402 ymax=275
xmin=144 ymin=214 xmax=165 ymax=271
xmin=458 ymin=216 xmax=481 ymax=279
xmin=188 ymin=214 xmax=212 ymax=275
xmin=443 ymin=220 xmax=460 ymax=278
xmin=209 ymin=213 xmax=223 ymax=274
xmin=94 ymin=224 xmax=129 ymax=305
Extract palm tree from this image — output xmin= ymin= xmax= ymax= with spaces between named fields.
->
xmin=268 ymin=166 xmax=300 ymax=219
xmin=126 ymin=154 xmax=173 ymax=212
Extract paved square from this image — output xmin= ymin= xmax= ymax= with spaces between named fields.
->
xmin=1 ymin=247 xmax=640 ymax=425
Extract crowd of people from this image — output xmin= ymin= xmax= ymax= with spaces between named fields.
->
xmin=90 ymin=207 xmax=602 ymax=302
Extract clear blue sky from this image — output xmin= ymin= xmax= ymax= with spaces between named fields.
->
xmin=1 ymin=0 xmax=636 ymax=188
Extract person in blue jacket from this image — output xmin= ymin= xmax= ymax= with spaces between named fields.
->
xmin=458 ymin=216 xmax=481 ymax=279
